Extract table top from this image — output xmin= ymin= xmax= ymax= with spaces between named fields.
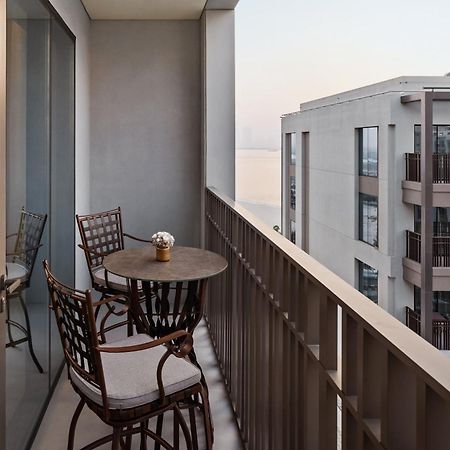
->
xmin=103 ymin=246 xmax=228 ymax=283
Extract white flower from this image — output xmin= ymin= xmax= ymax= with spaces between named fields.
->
xmin=151 ymin=231 xmax=175 ymax=249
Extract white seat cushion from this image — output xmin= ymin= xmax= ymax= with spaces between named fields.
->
xmin=70 ymin=334 xmax=201 ymax=409
xmin=5 ymin=262 xmax=28 ymax=283
xmin=92 ymin=267 xmax=141 ymax=292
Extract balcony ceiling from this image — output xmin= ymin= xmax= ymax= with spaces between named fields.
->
xmin=81 ymin=0 xmax=208 ymax=20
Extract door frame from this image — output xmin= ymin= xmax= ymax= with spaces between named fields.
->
xmin=0 ymin=0 xmax=7 ymax=448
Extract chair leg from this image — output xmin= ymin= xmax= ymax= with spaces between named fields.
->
xmin=173 ymin=410 xmax=179 ymax=449
xmin=19 ymin=293 xmax=44 ymax=373
xmin=112 ymin=428 xmax=121 ymax=450
xmin=189 ymin=405 xmax=199 ymax=450
xmin=154 ymin=414 xmax=164 ymax=450
xmin=199 ymin=388 xmax=213 ymax=450
xmin=6 ymin=296 xmax=15 ymax=346
xmin=68 ymin=399 xmax=85 ymax=450
xmin=175 ymin=405 xmax=193 ymax=450
xmin=125 ymin=426 xmax=132 ymax=450
xmin=140 ymin=421 xmax=148 ymax=450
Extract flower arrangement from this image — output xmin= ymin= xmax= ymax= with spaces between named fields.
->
xmin=151 ymin=231 xmax=175 ymax=250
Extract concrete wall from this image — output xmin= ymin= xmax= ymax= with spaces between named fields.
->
xmin=282 ymin=78 xmax=450 ymax=321
xmin=90 ymin=21 xmax=201 ymax=246
xmin=49 ymin=0 xmax=91 ymax=288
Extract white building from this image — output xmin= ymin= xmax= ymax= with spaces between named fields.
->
xmin=281 ymin=76 xmax=450 ymax=329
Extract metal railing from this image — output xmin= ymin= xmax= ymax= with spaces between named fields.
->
xmin=406 ymin=230 xmax=450 ymax=267
xmin=405 ymin=153 xmax=450 ymax=183
xmin=205 ymin=187 xmax=450 ymax=450
xmin=406 ymin=307 xmax=450 ymax=350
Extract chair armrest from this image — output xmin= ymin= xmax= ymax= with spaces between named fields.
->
xmin=97 ymin=330 xmax=191 ymax=355
xmin=6 ymin=233 xmax=17 ymax=240
xmin=77 ymin=244 xmax=109 ymax=258
xmin=7 ymin=244 xmax=42 ymax=257
xmin=123 ymin=232 xmax=151 ymax=243
xmin=94 ymin=294 xmax=131 ymax=343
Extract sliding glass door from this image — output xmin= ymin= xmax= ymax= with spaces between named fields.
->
xmin=3 ymin=0 xmax=74 ymax=448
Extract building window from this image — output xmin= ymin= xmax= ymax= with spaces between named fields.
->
xmin=290 ymin=176 xmax=296 ymax=210
xmin=414 ymin=206 xmax=450 ymax=235
xmin=414 ymin=287 xmax=450 ymax=316
xmin=287 ymin=133 xmax=297 ymax=165
xmin=414 ymin=125 xmax=450 ymax=154
xmin=358 ymin=127 xmax=378 ymax=177
xmin=290 ymin=220 xmax=296 ymax=244
xmin=358 ymin=261 xmax=378 ymax=303
xmin=359 ymin=193 xmax=378 ymax=247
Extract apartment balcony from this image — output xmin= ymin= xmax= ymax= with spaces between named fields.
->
xmin=403 ymin=153 xmax=450 ymax=205
xmin=403 ymin=230 xmax=450 ymax=290
xmin=406 ymin=307 xmax=450 ymax=350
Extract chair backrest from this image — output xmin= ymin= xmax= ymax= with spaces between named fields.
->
xmin=13 ymin=208 xmax=47 ymax=281
xmin=43 ymin=260 xmax=104 ymax=390
xmin=76 ymin=207 xmax=125 ymax=275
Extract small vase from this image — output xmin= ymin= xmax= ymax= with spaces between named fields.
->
xmin=155 ymin=247 xmax=171 ymax=262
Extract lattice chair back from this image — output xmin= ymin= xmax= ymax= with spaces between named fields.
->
xmin=43 ymin=260 xmax=105 ymax=395
xmin=76 ymin=207 xmax=125 ymax=275
xmin=12 ymin=208 xmax=47 ymax=284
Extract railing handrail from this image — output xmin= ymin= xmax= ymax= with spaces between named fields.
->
xmin=207 ymin=186 xmax=450 ymax=397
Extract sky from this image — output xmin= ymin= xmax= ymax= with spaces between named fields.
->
xmin=235 ymin=0 xmax=450 ymax=150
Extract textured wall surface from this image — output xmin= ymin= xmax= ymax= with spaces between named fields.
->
xmin=90 ymin=21 xmax=201 ymax=246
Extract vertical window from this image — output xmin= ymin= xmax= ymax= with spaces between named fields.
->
xmin=290 ymin=176 xmax=296 ymax=210
xmin=414 ymin=124 xmax=450 ymax=154
xmin=359 ymin=193 xmax=378 ymax=247
xmin=358 ymin=127 xmax=378 ymax=177
xmin=414 ymin=287 xmax=450 ymax=316
xmin=290 ymin=220 xmax=296 ymax=244
xmin=287 ymin=132 xmax=296 ymax=165
xmin=358 ymin=261 xmax=378 ymax=303
xmin=414 ymin=206 xmax=450 ymax=235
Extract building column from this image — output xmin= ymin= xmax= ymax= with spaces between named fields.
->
xmin=420 ymin=92 xmax=434 ymax=343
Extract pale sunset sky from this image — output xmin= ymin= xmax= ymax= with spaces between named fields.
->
xmin=235 ymin=0 xmax=450 ymax=150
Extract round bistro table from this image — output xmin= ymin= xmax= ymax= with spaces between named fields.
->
xmin=103 ymin=245 xmax=228 ymax=338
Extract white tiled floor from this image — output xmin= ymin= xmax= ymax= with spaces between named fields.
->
xmin=31 ymin=321 xmax=243 ymax=450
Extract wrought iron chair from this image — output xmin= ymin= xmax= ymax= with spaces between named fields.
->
xmin=43 ymin=261 xmax=213 ymax=450
xmin=5 ymin=208 xmax=47 ymax=373
xmin=76 ymin=207 xmax=150 ymax=298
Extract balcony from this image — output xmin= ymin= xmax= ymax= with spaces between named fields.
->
xmin=403 ymin=153 xmax=450 ymax=205
xmin=406 ymin=307 xmax=450 ymax=350
xmin=403 ymin=230 xmax=450 ymax=290
xmin=204 ymin=188 xmax=450 ymax=449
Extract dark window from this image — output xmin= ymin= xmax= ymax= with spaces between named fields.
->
xmin=414 ymin=206 xmax=450 ymax=235
xmin=290 ymin=176 xmax=296 ymax=210
xmin=358 ymin=127 xmax=378 ymax=177
xmin=290 ymin=220 xmax=296 ymax=244
xmin=358 ymin=261 xmax=378 ymax=303
xmin=414 ymin=287 xmax=450 ymax=316
xmin=414 ymin=125 xmax=450 ymax=154
xmin=359 ymin=193 xmax=378 ymax=247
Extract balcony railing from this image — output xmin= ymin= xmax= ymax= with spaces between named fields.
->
xmin=406 ymin=230 xmax=450 ymax=267
xmin=205 ymin=187 xmax=450 ymax=450
xmin=405 ymin=152 xmax=450 ymax=183
xmin=406 ymin=307 xmax=450 ymax=350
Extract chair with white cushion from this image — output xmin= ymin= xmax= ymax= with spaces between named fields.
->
xmin=76 ymin=207 xmax=151 ymax=333
xmin=6 ymin=208 xmax=47 ymax=373
xmin=43 ymin=260 xmax=213 ymax=450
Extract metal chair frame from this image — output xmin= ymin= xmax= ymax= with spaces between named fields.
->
xmin=6 ymin=208 xmax=47 ymax=373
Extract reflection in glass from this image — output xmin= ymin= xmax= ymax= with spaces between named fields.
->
xmin=290 ymin=220 xmax=296 ymax=244
xmin=359 ymin=193 xmax=378 ymax=247
xmin=5 ymin=0 xmax=74 ymax=448
xmin=287 ymin=132 xmax=296 ymax=165
xmin=290 ymin=176 xmax=296 ymax=210
xmin=358 ymin=127 xmax=378 ymax=177
xmin=358 ymin=261 xmax=378 ymax=304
